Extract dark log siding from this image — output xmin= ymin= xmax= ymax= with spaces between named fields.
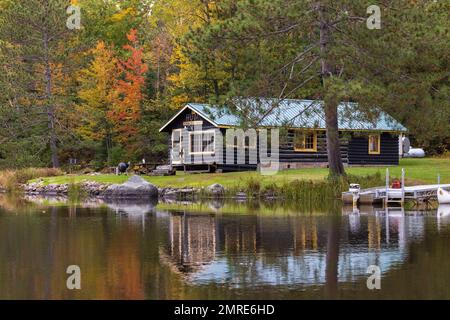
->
xmin=348 ymin=132 xmax=399 ymax=165
xmin=163 ymin=108 xmax=400 ymax=169
xmin=277 ymin=130 xmax=399 ymax=166
xmin=278 ymin=130 xmax=349 ymax=164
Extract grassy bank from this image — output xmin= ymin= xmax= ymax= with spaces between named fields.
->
xmin=29 ymin=158 xmax=449 ymax=189
xmin=0 ymin=168 xmax=63 ymax=192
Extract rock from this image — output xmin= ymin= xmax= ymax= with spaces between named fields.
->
xmin=102 ymin=175 xmax=158 ymax=199
xmin=206 ymin=183 xmax=225 ymax=196
xmin=151 ymin=165 xmax=175 ymax=176
xmin=159 ymin=188 xmax=179 ymax=198
xmin=41 ymin=183 xmax=68 ymax=195
xmin=235 ymin=192 xmax=247 ymax=199
xmin=81 ymin=181 xmax=108 ymax=196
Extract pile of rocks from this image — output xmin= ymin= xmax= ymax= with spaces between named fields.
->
xmin=23 ymin=180 xmax=109 ymax=196
xmin=81 ymin=181 xmax=109 ymax=196
xmin=158 ymin=187 xmax=200 ymax=199
xmin=24 ymin=182 xmax=70 ymax=195
xmin=21 ymin=178 xmax=237 ymax=200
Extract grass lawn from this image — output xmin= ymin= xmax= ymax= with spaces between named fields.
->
xmin=31 ymin=158 xmax=450 ymax=189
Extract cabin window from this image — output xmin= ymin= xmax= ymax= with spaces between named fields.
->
xmin=189 ymin=131 xmax=215 ymax=154
xmin=368 ymin=134 xmax=381 ymax=154
xmin=172 ymin=130 xmax=181 ymax=149
xmin=294 ymin=130 xmax=317 ymax=152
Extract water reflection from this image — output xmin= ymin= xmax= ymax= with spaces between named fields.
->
xmin=104 ymin=199 xmax=158 ymax=216
xmin=0 ymin=195 xmax=449 ymax=299
xmin=158 ymin=207 xmax=435 ymax=289
xmin=437 ymin=204 xmax=450 ymax=232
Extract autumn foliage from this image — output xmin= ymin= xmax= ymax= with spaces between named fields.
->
xmin=108 ymin=29 xmax=148 ymax=153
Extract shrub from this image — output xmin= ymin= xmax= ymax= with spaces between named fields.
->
xmin=244 ymin=176 xmax=261 ymax=196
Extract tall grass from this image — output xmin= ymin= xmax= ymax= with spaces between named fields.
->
xmin=229 ymin=172 xmax=384 ymax=204
xmin=0 ymin=168 xmax=63 ymax=192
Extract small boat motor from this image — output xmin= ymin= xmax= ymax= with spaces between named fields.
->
xmin=349 ymin=183 xmax=361 ymax=194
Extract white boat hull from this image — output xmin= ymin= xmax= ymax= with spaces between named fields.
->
xmin=437 ymin=187 xmax=450 ymax=204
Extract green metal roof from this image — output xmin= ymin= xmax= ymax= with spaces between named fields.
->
xmin=162 ymin=98 xmax=407 ymax=132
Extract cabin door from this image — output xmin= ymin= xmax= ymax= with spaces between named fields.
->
xmin=171 ymin=129 xmax=184 ymax=165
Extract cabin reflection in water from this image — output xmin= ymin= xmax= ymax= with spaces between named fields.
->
xmin=168 ymin=213 xmax=217 ymax=273
xmin=161 ymin=208 xmax=434 ymax=287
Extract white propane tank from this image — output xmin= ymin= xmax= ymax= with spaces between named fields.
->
xmin=404 ymin=148 xmax=425 ymax=158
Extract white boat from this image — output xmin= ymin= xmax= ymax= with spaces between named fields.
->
xmin=437 ymin=187 xmax=450 ymax=204
xmin=349 ymin=183 xmax=360 ymax=193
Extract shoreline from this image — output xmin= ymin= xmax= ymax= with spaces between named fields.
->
xmin=21 ymin=180 xmax=263 ymax=201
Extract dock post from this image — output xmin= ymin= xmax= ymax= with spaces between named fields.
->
xmin=385 ymin=206 xmax=390 ymax=244
xmin=401 ymin=168 xmax=405 ymax=207
xmin=385 ymin=168 xmax=389 ymax=207
xmin=438 ymin=174 xmax=441 ymax=186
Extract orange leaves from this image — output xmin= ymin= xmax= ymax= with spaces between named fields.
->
xmin=126 ymin=28 xmax=138 ymax=43
xmin=107 ymin=29 xmax=148 ymax=150
xmin=76 ymin=29 xmax=148 ymax=157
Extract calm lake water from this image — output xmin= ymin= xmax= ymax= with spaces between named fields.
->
xmin=0 ymin=195 xmax=449 ymax=300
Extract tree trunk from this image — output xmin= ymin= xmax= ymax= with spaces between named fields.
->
xmin=325 ymin=102 xmax=346 ymax=175
xmin=318 ymin=2 xmax=346 ymax=176
xmin=106 ymin=130 xmax=113 ymax=165
xmin=43 ymin=31 xmax=60 ymax=168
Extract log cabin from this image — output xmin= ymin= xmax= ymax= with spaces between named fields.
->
xmin=159 ymin=98 xmax=407 ymax=172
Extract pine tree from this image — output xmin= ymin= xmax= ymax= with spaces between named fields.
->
xmin=180 ymin=0 xmax=450 ymax=176
xmin=0 ymin=0 xmax=78 ymax=168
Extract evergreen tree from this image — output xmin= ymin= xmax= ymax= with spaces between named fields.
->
xmin=180 ymin=0 xmax=450 ymax=176
xmin=0 ymin=0 xmax=79 ymax=168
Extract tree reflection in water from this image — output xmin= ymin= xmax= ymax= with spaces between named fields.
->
xmin=0 ymin=195 xmax=449 ymax=299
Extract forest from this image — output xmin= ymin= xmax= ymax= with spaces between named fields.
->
xmin=0 ymin=0 xmax=448 ymax=172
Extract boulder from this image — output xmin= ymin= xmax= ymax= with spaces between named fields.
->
xmin=102 ymin=175 xmax=158 ymax=199
xmin=206 ymin=183 xmax=225 ymax=196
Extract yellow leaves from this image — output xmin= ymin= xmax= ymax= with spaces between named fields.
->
xmin=110 ymin=7 xmax=136 ymax=23
xmin=75 ymin=41 xmax=117 ymax=142
xmin=170 ymin=93 xmax=190 ymax=108
xmin=75 ymin=31 xmax=147 ymax=155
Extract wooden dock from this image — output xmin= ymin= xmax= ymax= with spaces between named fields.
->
xmin=342 ymin=184 xmax=450 ymax=205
